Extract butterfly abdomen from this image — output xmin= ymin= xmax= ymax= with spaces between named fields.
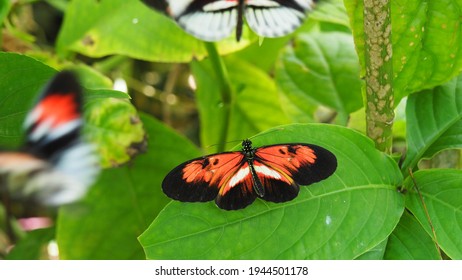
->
xmin=247 ymin=159 xmax=265 ymax=197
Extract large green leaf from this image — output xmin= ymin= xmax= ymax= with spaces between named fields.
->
xmin=139 ymin=124 xmax=404 ymax=260
xmin=275 ymin=32 xmax=363 ymax=122
xmin=191 ymin=56 xmax=291 ymax=152
xmin=384 ymin=211 xmax=441 ymax=260
xmin=405 ymin=169 xmax=462 ymax=259
xmin=344 ymin=0 xmax=462 ymax=100
xmin=56 ymin=0 xmax=248 ymax=62
xmin=401 ymin=75 xmax=462 ymax=172
xmin=0 ymin=52 xmax=143 ymax=167
xmin=57 ymin=114 xmax=201 ymax=259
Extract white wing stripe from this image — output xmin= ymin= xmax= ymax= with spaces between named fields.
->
xmin=229 ymin=166 xmax=250 ymax=187
xmin=254 ymin=164 xmax=281 ymax=179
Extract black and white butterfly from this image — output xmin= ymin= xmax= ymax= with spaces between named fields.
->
xmin=0 ymin=71 xmax=99 ymax=206
xmin=163 ymin=0 xmax=316 ymax=41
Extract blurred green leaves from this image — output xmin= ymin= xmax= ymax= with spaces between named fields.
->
xmin=192 ymin=56 xmax=291 ymax=151
xmin=276 ymin=32 xmax=363 ymax=122
xmin=56 ymin=0 xmax=249 ymax=62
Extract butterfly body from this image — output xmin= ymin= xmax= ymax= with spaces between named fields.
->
xmin=0 ymin=71 xmax=99 ymax=206
xmin=163 ymin=0 xmax=316 ymax=41
xmin=162 ymin=139 xmax=337 ymax=210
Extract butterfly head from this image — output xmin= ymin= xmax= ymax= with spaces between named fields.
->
xmin=241 ymin=139 xmax=255 ymax=158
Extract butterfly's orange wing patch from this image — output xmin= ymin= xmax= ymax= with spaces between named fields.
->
xmin=255 ymin=144 xmax=337 ymax=186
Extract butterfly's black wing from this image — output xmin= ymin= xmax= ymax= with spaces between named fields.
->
xmin=253 ymin=143 xmax=337 ymax=203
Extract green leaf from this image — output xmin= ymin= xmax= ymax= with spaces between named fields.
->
xmin=405 ymin=169 xmax=462 ymax=259
xmin=344 ymin=0 xmax=462 ymax=100
xmin=6 ymin=228 xmax=55 ymax=260
xmin=0 ymin=53 xmax=57 ymax=148
xmin=275 ymin=32 xmax=363 ymax=121
xmin=384 ymin=211 xmax=441 ymax=260
xmin=401 ymin=75 xmax=462 ymax=172
xmin=139 ymin=124 xmax=404 ymax=260
xmin=85 ymin=97 xmax=146 ymax=168
xmin=191 ymin=56 xmax=291 ymax=152
xmin=56 ymin=0 xmax=249 ymax=62
xmin=57 ymin=114 xmax=201 ymax=259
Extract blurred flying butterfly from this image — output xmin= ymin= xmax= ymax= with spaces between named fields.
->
xmin=157 ymin=0 xmax=316 ymax=41
xmin=162 ymin=139 xmax=337 ymax=210
xmin=0 ymin=71 xmax=99 ymax=206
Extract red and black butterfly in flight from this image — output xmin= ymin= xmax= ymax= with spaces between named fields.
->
xmin=162 ymin=139 xmax=337 ymax=210
xmin=149 ymin=0 xmax=316 ymax=42
xmin=0 ymin=71 xmax=99 ymax=206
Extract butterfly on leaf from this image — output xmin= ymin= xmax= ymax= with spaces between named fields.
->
xmin=0 ymin=71 xmax=99 ymax=206
xmin=162 ymin=139 xmax=337 ymax=210
xmin=159 ymin=0 xmax=316 ymax=41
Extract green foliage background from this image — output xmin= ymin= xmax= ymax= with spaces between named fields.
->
xmin=0 ymin=0 xmax=461 ymax=260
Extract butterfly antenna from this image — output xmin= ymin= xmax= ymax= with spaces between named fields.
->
xmin=206 ymin=127 xmax=287 ymax=150
xmin=205 ymin=139 xmax=242 ymax=150
xmin=408 ymin=168 xmax=442 ymax=259
xmin=249 ymin=127 xmax=285 ymax=140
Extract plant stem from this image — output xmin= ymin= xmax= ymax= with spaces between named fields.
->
xmin=93 ymin=55 xmax=128 ymax=74
xmin=204 ymin=42 xmax=232 ymax=153
xmin=363 ymin=0 xmax=394 ymax=154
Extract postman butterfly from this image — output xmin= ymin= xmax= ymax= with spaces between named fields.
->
xmin=158 ymin=0 xmax=316 ymax=41
xmin=162 ymin=139 xmax=337 ymax=210
xmin=0 ymin=71 xmax=99 ymax=206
